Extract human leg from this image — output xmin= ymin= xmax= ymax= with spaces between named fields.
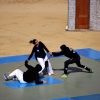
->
xmin=37 ymin=57 xmax=45 ymax=75
xmin=75 ymin=56 xmax=93 ymax=73
xmin=76 ymin=61 xmax=93 ymax=73
xmin=44 ymin=55 xmax=55 ymax=75
xmin=9 ymin=69 xmax=26 ymax=83
xmin=62 ymin=57 xmax=79 ymax=77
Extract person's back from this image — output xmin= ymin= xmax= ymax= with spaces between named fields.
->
xmin=23 ymin=60 xmax=43 ymax=84
xmin=60 ymin=45 xmax=79 ymax=58
xmin=23 ymin=61 xmax=35 ymax=83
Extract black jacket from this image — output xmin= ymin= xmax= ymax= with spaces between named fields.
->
xmin=52 ymin=45 xmax=79 ymax=58
xmin=28 ymin=41 xmax=49 ymax=60
xmin=23 ymin=60 xmax=43 ymax=84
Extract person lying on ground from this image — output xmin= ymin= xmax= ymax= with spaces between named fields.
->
xmin=3 ymin=60 xmax=46 ymax=84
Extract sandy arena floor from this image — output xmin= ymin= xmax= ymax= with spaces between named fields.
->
xmin=0 ymin=0 xmax=100 ymax=57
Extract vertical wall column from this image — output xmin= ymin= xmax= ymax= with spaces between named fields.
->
xmin=96 ymin=0 xmax=100 ymax=30
xmin=90 ymin=0 xmax=97 ymax=30
xmin=88 ymin=0 xmax=100 ymax=30
xmin=68 ymin=0 xmax=76 ymax=30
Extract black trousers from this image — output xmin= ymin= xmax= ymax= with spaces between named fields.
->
xmin=64 ymin=56 xmax=90 ymax=74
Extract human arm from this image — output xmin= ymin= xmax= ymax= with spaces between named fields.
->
xmin=52 ymin=51 xmax=64 ymax=57
xmin=24 ymin=60 xmax=33 ymax=69
xmin=35 ymin=75 xmax=46 ymax=84
xmin=40 ymin=42 xmax=49 ymax=53
xmin=28 ymin=47 xmax=35 ymax=60
xmin=41 ymin=41 xmax=54 ymax=56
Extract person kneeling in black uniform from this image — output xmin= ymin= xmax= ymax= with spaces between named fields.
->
xmin=3 ymin=60 xmax=46 ymax=84
xmin=52 ymin=44 xmax=93 ymax=78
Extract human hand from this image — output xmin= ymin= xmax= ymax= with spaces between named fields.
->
xmin=43 ymin=80 xmax=46 ymax=84
xmin=49 ymin=52 xmax=53 ymax=56
xmin=70 ymin=58 xmax=73 ymax=60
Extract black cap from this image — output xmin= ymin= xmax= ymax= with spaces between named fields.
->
xmin=35 ymin=64 xmax=42 ymax=72
xmin=60 ymin=44 xmax=66 ymax=50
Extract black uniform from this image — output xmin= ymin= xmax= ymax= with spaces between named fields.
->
xmin=52 ymin=45 xmax=91 ymax=75
xmin=23 ymin=60 xmax=43 ymax=84
xmin=28 ymin=41 xmax=49 ymax=60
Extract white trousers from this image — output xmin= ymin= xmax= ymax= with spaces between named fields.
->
xmin=9 ymin=69 xmax=27 ymax=83
xmin=37 ymin=55 xmax=54 ymax=75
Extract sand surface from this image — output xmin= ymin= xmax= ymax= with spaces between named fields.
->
xmin=0 ymin=0 xmax=100 ymax=56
